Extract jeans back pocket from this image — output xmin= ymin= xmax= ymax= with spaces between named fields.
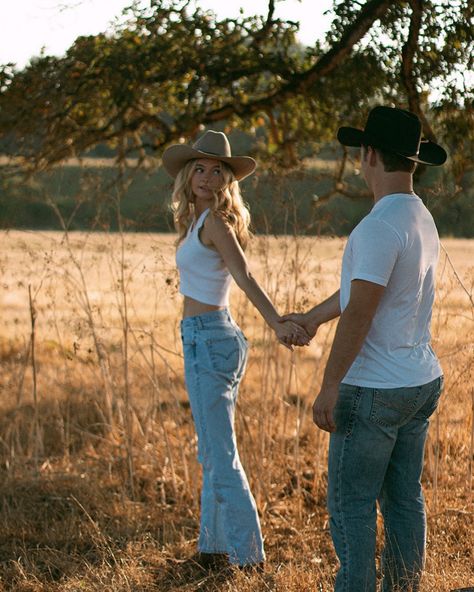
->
xmin=206 ymin=335 xmax=244 ymax=377
xmin=413 ymin=376 xmax=443 ymax=421
xmin=370 ymin=386 xmax=421 ymax=428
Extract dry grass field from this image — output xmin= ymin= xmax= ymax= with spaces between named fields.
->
xmin=0 ymin=230 xmax=472 ymax=591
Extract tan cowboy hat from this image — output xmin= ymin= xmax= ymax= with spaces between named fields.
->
xmin=162 ymin=130 xmax=256 ymax=180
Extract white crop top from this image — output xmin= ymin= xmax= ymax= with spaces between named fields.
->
xmin=176 ymin=209 xmax=232 ymax=306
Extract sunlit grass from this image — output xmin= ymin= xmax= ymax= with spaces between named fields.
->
xmin=0 ymin=230 xmax=472 ymax=591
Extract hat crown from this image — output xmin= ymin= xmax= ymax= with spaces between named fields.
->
xmin=193 ymin=131 xmax=232 ymax=158
xmin=161 ymin=129 xmax=257 ymax=180
xmin=336 ymin=105 xmax=447 ymax=166
xmin=365 ymin=106 xmax=422 ymax=156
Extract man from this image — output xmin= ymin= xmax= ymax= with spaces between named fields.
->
xmin=286 ymin=106 xmax=447 ymax=591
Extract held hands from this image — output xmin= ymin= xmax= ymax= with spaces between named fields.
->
xmin=279 ymin=312 xmax=319 ymax=346
xmin=274 ymin=319 xmax=311 ymax=350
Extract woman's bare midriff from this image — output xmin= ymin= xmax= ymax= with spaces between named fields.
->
xmin=182 ymin=296 xmax=226 ymax=318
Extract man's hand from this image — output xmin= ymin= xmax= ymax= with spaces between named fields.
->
xmin=274 ymin=319 xmax=311 ymax=350
xmin=280 ymin=312 xmax=319 ymax=344
xmin=312 ymin=385 xmax=339 ymax=432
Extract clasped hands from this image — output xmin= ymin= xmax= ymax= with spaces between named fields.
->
xmin=274 ymin=311 xmax=318 ymax=350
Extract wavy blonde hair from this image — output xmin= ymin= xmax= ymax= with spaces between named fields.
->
xmin=171 ymin=159 xmax=252 ymax=249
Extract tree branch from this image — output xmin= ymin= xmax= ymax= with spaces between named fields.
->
xmin=249 ymin=0 xmax=279 ymax=50
xmin=401 ymin=0 xmax=437 ymax=141
xmin=263 ymin=0 xmax=276 ymax=28
xmin=203 ymin=0 xmax=394 ymax=123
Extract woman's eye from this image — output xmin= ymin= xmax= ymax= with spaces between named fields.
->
xmin=213 ymin=169 xmax=221 ymax=175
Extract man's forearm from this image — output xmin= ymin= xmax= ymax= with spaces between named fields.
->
xmin=307 ymin=290 xmax=341 ymax=327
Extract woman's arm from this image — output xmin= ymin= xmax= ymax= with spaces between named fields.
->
xmin=204 ymin=214 xmax=309 ymax=347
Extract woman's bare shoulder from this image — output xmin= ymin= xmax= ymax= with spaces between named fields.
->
xmin=205 ymin=211 xmax=233 ymax=234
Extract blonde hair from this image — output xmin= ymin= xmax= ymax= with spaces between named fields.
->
xmin=171 ymin=160 xmax=252 ymax=249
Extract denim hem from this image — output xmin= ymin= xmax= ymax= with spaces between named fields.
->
xmin=198 ymin=546 xmax=229 ymax=554
xmin=228 ymin=557 xmax=266 ymax=566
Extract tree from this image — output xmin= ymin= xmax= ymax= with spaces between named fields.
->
xmin=0 ymin=0 xmax=472 ymax=199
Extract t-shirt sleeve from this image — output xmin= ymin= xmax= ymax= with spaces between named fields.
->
xmin=350 ymin=218 xmax=403 ymax=287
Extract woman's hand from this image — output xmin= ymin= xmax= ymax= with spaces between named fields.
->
xmin=280 ymin=312 xmax=319 ymax=341
xmin=274 ymin=319 xmax=311 ymax=350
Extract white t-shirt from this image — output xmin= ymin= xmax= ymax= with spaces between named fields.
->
xmin=340 ymin=192 xmax=442 ymax=388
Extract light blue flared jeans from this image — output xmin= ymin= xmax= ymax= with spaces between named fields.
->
xmin=328 ymin=376 xmax=443 ymax=592
xmin=180 ymin=309 xmax=265 ymax=566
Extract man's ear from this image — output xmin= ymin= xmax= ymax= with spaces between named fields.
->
xmin=367 ymin=146 xmax=378 ymax=167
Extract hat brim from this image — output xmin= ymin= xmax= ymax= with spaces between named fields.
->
xmin=162 ymin=144 xmax=256 ymax=180
xmin=337 ymin=127 xmax=447 ymax=166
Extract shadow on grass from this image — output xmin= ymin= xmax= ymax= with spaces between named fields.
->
xmin=0 ymin=474 xmax=114 ymax=583
xmin=0 ymin=465 xmax=217 ymax=591
xmin=154 ymin=557 xmax=238 ymax=592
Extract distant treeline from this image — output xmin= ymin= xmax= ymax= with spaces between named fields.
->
xmin=1 ymin=154 xmax=473 ymax=237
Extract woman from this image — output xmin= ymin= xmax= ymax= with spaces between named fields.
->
xmin=162 ymin=130 xmax=308 ymax=570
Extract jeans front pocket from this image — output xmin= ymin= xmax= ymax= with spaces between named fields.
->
xmin=370 ymin=386 xmax=421 ymax=428
xmin=180 ymin=321 xmax=195 ymax=347
xmin=334 ymin=384 xmax=364 ymax=437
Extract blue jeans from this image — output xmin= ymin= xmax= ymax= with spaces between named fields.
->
xmin=328 ymin=376 xmax=443 ymax=592
xmin=180 ymin=309 xmax=265 ymax=566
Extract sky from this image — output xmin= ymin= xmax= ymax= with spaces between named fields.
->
xmin=0 ymin=0 xmax=333 ymax=69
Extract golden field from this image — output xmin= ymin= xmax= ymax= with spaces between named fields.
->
xmin=0 ymin=230 xmax=472 ymax=591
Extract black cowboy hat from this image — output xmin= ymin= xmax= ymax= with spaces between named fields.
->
xmin=337 ymin=106 xmax=447 ymax=166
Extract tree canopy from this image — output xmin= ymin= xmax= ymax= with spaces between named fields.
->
xmin=0 ymin=0 xmax=472 ymax=192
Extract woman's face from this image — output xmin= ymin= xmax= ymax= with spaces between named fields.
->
xmin=191 ymin=158 xmax=225 ymax=201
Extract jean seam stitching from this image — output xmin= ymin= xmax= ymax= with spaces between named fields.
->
xmin=337 ymin=414 xmax=350 ymax=590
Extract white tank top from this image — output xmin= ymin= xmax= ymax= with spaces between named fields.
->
xmin=176 ymin=209 xmax=232 ymax=306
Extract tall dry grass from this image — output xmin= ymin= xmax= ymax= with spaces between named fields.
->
xmin=0 ymin=229 xmax=472 ymax=591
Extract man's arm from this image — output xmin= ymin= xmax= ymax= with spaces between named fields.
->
xmin=313 ymin=279 xmax=385 ymax=432
xmin=282 ymin=289 xmax=341 ymax=340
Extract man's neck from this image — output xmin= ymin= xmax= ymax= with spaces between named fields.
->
xmin=372 ymin=173 xmax=414 ymax=203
